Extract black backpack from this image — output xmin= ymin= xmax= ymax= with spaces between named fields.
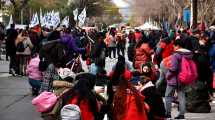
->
xmin=16 ymin=41 xmax=26 ymax=52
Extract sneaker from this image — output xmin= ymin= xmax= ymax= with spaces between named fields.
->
xmin=174 ymin=115 xmax=185 ymax=119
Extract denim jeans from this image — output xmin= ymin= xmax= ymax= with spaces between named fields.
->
xmin=28 ymin=78 xmax=42 ymax=92
xmin=165 ymin=85 xmax=186 ymax=116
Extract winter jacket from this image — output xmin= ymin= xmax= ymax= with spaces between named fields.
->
xmin=26 ymin=55 xmax=43 ymax=80
xmin=209 ymin=44 xmax=215 ymax=72
xmin=165 ymin=48 xmax=193 ymax=86
xmin=134 ymin=43 xmax=152 ymax=71
xmin=60 ymin=33 xmax=85 ymax=54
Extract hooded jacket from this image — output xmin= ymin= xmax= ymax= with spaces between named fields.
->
xmin=165 ymin=48 xmax=193 ymax=86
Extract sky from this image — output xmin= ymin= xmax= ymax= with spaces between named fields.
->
xmin=112 ymin=0 xmax=130 ymax=8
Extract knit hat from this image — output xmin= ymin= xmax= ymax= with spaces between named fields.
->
xmin=61 ymin=104 xmax=81 ymax=120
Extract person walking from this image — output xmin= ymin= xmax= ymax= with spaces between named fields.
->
xmin=164 ymin=39 xmax=194 ymax=119
xmin=116 ymin=33 xmax=126 ymax=57
xmin=6 ymin=24 xmax=18 ymax=76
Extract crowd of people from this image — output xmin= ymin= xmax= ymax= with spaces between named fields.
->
xmin=0 ymin=21 xmax=215 ymax=120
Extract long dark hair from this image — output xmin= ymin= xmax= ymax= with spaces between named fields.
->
xmin=111 ymin=55 xmax=126 ymax=86
xmin=113 ymin=76 xmax=145 ymax=120
xmin=62 ymin=73 xmax=98 ymax=118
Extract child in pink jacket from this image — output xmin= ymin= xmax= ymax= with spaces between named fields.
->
xmin=26 ymin=54 xmax=43 ymax=96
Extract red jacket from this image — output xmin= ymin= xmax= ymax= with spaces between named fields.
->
xmin=121 ymin=91 xmax=148 ymax=120
xmin=134 ymin=32 xmax=142 ymax=43
xmin=69 ymin=96 xmax=99 ymax=120
xmin=134 ymin=43 xmax=152 ymax=71
xmin=159 ymin=41 xmax=174 ymax=59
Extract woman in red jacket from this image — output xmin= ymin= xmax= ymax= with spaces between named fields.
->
xmin=112 ymin=76 xmax=149 ymax=120
xmin=134 ymin=41 xmax=153 ymax=72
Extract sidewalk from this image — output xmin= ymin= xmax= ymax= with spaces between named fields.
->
xmin=0 ymin=76 xmax=42 ymax=120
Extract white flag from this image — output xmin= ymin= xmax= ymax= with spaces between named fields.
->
xmin=61 ymin=16 xmax=69 ymax=28
xmin=45 ymin=11 xmax=53 ymax=28
xmin=51 ymin=12 xmax=61 ymax=29
xmin=40 ymin=8 xmax=45 ymax=27
xmin=73 ymin=8 xmax=78 ymax=21
xmin=8 ymin=15 xmax=13 ymax=25
xmin=78 ymin=8 xmax=86 ymax=26
xmin=6 ymin=15 xmax=13 ymax=29
xmin=29 ymin=13 xmax=39 ymax=28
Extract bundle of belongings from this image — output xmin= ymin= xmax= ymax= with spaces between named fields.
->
xmin=32 ymin=67 xmax=77 ymax=120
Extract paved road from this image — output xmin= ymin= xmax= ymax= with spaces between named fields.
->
xmin=1 ymin=59 xmax=215 ymax=120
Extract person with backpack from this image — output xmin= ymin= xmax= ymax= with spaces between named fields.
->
xmin=15 ymin=30 xmax=33 ymax=76
xmin=164 ymin=39 xmax=197 ymax=119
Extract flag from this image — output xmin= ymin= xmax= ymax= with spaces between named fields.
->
xmin=8 ymin=15 xmax=13 ymax=25
xmin=78 ymin=8 xmax=86 ymax=26
xmin=6 ymin=15 xmax=14 ymax=29
xmin=29 ymin=13 xmax=39 ymax=28
xmin=61 ymin=16 xmax=69 ymax=28
xmin=40 ymin=8 xmax=45 ymax=27
xmin=52 ymin=12 xmax=61 ymax=29
xmin=73 ymin=8 xmax=78 ymax=21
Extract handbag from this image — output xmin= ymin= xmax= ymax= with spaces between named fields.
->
xmin=41 ymin=88 xmax=71 ymax=120
xmin=32 ymin=91 xmax=58 ymax=112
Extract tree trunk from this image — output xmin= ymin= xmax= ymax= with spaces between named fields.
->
xmin=191 ymin=0 xmax=198 ymax=28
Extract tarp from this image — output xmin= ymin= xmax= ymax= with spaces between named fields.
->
xmin=136 ymin=22 xmax=160 ymax=30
